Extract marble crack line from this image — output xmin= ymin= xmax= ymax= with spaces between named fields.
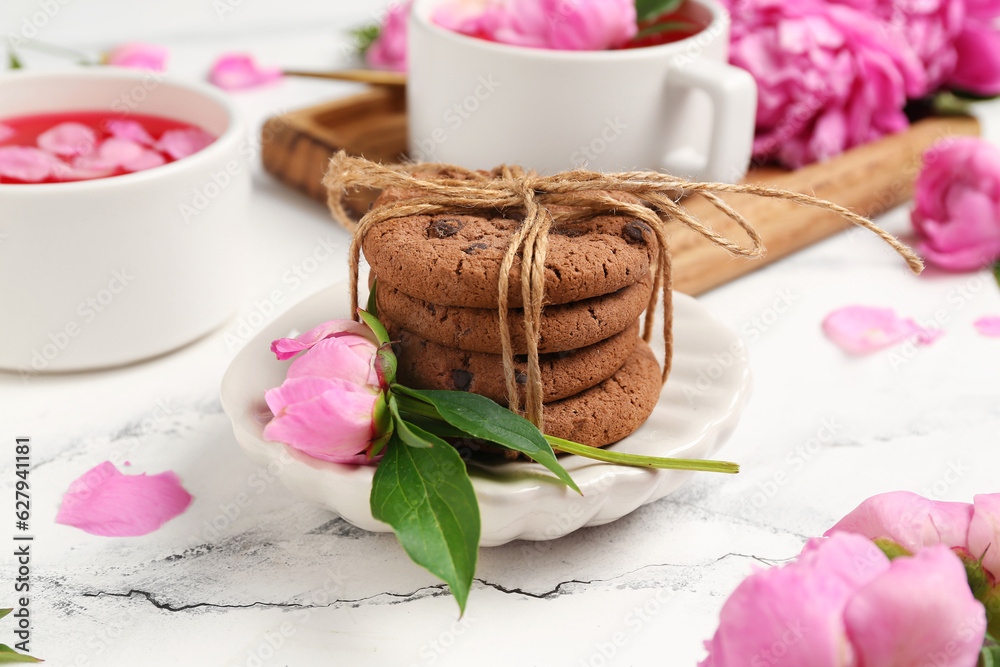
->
xmin=79 ymin=553 xmax=779 ymax=613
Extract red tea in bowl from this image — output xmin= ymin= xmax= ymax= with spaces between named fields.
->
xmin=0 ymin=111 xmax=216 ymax=184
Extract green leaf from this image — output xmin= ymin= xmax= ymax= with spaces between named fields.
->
xmin=0 ymin=647 xmax=41 ymax=664
xmin=351 ymin=24 xmax=380 ymax=57
xmin=392 ymin=385 xmax=580 ymax=494
xmin=982 ymin=645 xmax=1000 ymax=667
xmin=0 ymin=609 xmax=10 ymax=620
xmin=371 ymin=433 xmax=480 ymax=614
xmin=358 ymin=308 xmax=390 ymax=345
xmin=388 ymin=396 xmax=439 ymax=449
xmin=368 ymin=392 xmax=394 ymax=458
xmin=993 ymin=260 xmax=1000 ymax=292
xmin=633 ymin=20 xmax=699 ymax=40
xmin=7 ymin=48 xmax=22 ymax=70
xmin=367 ymin=278 xmax=379 ymax=318
xmin=635 ymin=0 xmax=683 ymax=23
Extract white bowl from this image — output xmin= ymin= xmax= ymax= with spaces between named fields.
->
xmin=0 ymin=68 xmax=250 ymax=372
xmin=220 ymin=282 xmax=752 ymax=547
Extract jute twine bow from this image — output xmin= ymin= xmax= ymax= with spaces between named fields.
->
xmin=324 ymin=151 xmax=923 ymax=430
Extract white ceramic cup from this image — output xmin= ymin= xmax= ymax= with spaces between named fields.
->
xmin=0 ymin=69 xmax=250 ymax=373
xmin=408 ymin=0 xmax=756 ymax=182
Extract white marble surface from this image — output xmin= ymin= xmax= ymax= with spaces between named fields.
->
xmin=2 ymin=3 xmax=1000 ymax=665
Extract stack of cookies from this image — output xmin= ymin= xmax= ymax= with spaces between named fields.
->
xmin=362 ymin=204 xmax=665 ymax=448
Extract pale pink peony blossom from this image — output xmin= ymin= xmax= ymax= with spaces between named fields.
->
xmin=729 ymin=0 xmax=925 ymax=168
xmin=55 ymin=461 xmax=193 ymax=536
xmin=106 ymin=42 xmax=169 ymax=71
xmin=208 ymin=53 xmax=283 ymax=90
xmin=911 ymin=137 xmax=1000 ymax=271
xmin=974 ymin=316 xmax=1000 ymax=337
xmin=264 ymin=320 xmax=385 ymax=464
xmin=367 ymin=0 xmax=413 ymax=71
xmin=700 ymin=533 xmax=986 ymax=667
xmin=822 ymin=305 xmax=940 ymax=355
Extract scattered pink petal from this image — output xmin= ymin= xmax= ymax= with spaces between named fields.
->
xmin=98 ymin=137 xmax=145 ymax=167
xmin=55 ymin=461 xmax=192 ymax=537
xmin=156 ymin=128 xmax=215 ymax=160
xmin=121 ymin=149 xmax=166 ymax=172
xmin=106 ymin=42 xmax=168 ymax=71
xmin=822 ymin=305 xmax=923 ymax=355
xmin=0 ymin=146 xmax=58 ymax=182
xmin=105 ymin=119 xmax=156 ymax=146
xmin=974 ymin=316 xmax=1000 ymax=337
xmin=0 ymin=123 xmax=14 ymax=143
xmin=36 ymin=122 xmax=98 ymax=157
xmin=208 ymin=53 xmax=283 ymax=91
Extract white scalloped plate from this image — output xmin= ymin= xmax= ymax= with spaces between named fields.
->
xmin=220 ymin=282 xmax=751 ymax=547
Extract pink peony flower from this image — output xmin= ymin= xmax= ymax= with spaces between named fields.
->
xmin=949 ymin=0 xmax=1000 ymax=96
xmin=701 ymin=533 xmax=986 ymax=667
xmin=822 ymin=305 xmax=940 ymax=355
xmin=729 ymin=0 xmax=925 ymax=168
xmin=208 ymin=53 xmax=283 ymax=90
xmin=367 ymin=0 xmax=413 ymax=72
xmin=55 ymin=461 xmax=193 ymax=537
xmin=106 ymin=42 xmax=169 ymax=71
xmin=974 ymin=316 xmax=1000 ymax=337
xmin=911 ymin=137 xmax=1000 ymax=271
xmin=264 ymin=320 xmax=384 ymax=463
xmin=828 ymin=0 xmax=964 ymax=96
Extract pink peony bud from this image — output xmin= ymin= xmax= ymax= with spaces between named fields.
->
xmin=911 ymin=137 xmax=1000 ymax=272
xmin=106 ymin=42 xmax=169 ymax=71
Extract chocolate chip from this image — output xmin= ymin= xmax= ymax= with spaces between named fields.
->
xmin=623 ymin=220 xmax=652 ymax=243
xmin=515 ymin=370 xmax=527 ymax=385
xmin=451 ymin=369 xmax=473 ymax=391
xmin=462 ymin=242 xmax=488 ymax=254
xmin=426 ymin=303 xmax=436 ymax=316
xmin=429 ymin=218 xmax=464 ymax=238
xmin=555 ymin=350 xmax=571 ymax=359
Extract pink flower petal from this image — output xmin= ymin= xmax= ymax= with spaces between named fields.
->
xmin=287 ymin=335 xmax=380 ymax=388
xmin=98 ymin=137 xmax=145 ymax=167
xmin=55 ymin=461 xmax=192 ymax=537
xmin=822 ymin=305 xmax=923 ymax=355
xmin=844 ymin=545 xmax=986 ymax=667
xmin=121 ymin=149 xmax=166 ymax=172
xmin=263 ymin=376 xmax=377 ymax=463
xmin=106 ymin=42 xmax=169 ymax=71
xmin=156 ymin=128 xmax=215 ymax=160
xmin=36 ymin=122 xmax=98 ymax=157
xmin=271 ymin=319 xmax=379 ymax=360
xmin=825 ymin=490 xmax=973 ymax=554
xmin=0 ymin=123 xmax=14 ymax=143
xmin=969 ymin=494 xmax=1000 ymax=580
xmin=974 ymin=316 xmax=1000 ymax=337
xmin=0 ymin=146 xmax=58 ymax=182
xmin=208 ymin=54 xmax=283 ymax=91
xmin=52 ymin=155 xmax=116 ymax=181
xmin=104 ymin=119 xmax=156 ymax=146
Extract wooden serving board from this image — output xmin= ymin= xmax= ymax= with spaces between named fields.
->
xmin=261 ymin=86 xmax=979 ymax=295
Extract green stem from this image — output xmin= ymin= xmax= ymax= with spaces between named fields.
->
xmin=545 ymin=436 xmax=740 ymax=474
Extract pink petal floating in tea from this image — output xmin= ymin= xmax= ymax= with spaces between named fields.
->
xmin=974 ymin=316 xmax=1000 ymax=337
xmin=822 ymin=305 xmax=925 ymax=355
xmin=98 ymin=137 xmax=145 ymax=167
xmin=0 ymin=146 xmax=58 ymax=182
xmin=208 ymin=53 xmax=283 ymax=90
xmin=156 ymin=128 xmax=214 ymax=160
xmin=0 ymin=123 xmax=14 ymax=142
xmin=37 ymin=121 xmax=98 ymax=157
xmin=53 ymin=155 xmax=117 ymax=181
xmin=121 ymin=149 xmax=167 ymax=172
xmin=55 ymin=461 xmax=193 ymax=537
xmin=105 ymin=118 xmax=156 ymax=146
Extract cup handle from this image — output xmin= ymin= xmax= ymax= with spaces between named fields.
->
xmin=661 ymin=59 xmax=757 ymax=183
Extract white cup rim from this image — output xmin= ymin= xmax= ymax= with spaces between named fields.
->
xmin=411 ymin=0 xmax=728 ymax=61
xmin=0 ymin=67 xmax=242 ymax=193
